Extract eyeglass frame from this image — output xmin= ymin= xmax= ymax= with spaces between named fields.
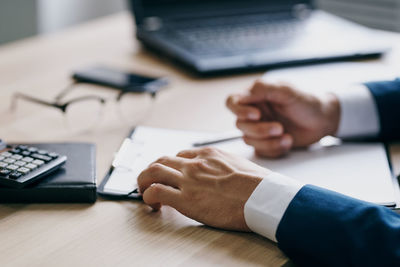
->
xmin=10 ymin=81 xmax=161 ymax=114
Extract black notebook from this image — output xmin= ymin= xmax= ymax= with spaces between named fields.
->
xmin=0 ymin=143 xmax=97 ymax=203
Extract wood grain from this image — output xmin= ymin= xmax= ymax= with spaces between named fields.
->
xmin=0 ymin=12 xmax=284 ymax=267
xmin=0 ymin=12 xmax=399 ymax=267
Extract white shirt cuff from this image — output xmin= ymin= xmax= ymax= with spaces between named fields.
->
xmin=244 ymin=172 xmax=304 ymax=242
xmin=335 ymin=85 xmax=380 ymax=139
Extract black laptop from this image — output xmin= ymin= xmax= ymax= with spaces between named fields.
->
xmin=129 ymin=0 xmax=390 ymax=75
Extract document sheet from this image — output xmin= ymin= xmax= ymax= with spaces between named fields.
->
xmin=103 ymin=126 xmax=398 ymax=206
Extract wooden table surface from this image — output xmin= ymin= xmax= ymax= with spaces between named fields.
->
xmin=0 ymin=12 xmax=399 ymax=267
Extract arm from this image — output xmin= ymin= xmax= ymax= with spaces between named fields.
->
xmin=232 ymin=79 xmax=400 ymax=265
xmin=137 ymin=147 xmax=400 ymax=266
xmin=365 ymin=78 xmax=400 ymax=141
xmin=276 ymin=185 xmax=400 ymax=266
xmin=226 ymin=78 xmax=400 ymax=157
xmin=137 ymin=79 xmax=400 ymax=266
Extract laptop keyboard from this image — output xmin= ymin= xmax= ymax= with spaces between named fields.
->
xmin=162 ymin=16 xmax=302 ymax=56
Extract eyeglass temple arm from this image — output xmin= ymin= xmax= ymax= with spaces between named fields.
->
xmin=54 ymin=81 xmax=79 ymax=101
xmin=11 ymin=93 xmax=65 ymax=112
xmin=116 ymin=88 xmax=157 ymax=101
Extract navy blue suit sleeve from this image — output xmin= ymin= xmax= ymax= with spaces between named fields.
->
xmin=276 ymin=185 xmax=400 ymax=266
xmin=365 ymin=78 xmax=400 ymax=141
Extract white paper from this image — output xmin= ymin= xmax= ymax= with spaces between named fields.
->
xmin=104 ymin=126 xmax=397 ymax=205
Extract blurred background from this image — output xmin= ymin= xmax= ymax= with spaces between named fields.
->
xmin=0 ymin=0 xmax=399 ymax=45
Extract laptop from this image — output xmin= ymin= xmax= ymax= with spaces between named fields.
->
xmin=129 ymin=0 xmax=390 ymax=76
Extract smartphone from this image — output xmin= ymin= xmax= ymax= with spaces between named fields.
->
xmin=72 ymin=66 xmax=168 ymax=93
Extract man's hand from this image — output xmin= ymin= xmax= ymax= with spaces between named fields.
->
xmin=226 ymin=81 xmax=340 ymax=158
xmin=137 ymin=147 xmax=270 ymax=231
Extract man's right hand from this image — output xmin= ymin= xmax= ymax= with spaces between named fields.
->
xmin=226 ymin=81 xmax=340 ymax=158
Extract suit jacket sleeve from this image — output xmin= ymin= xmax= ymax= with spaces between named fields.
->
xmin=276 ymin=185 xmax=400 ymax=266
xmin=365 ymin=78 xmax=400 ymax=141
xmin=275 ymin=79 xmax=400 ymax=266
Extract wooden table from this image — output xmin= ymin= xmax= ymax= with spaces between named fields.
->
xmin=0 ymin=12 xmax=399 ymax=267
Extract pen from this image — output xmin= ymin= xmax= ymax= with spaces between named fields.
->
xmin=192 ymin=135 xmax=242 ymax=147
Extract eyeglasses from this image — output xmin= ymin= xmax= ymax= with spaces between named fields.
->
xmin=11 ymin=82 xmax=160 ymax=132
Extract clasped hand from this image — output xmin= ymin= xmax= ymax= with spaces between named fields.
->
xmin=226 ymin=80 xmax=340 ymax=157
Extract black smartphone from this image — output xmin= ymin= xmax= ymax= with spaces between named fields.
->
xmin=72 ymin=66 xmax=168 ymax=93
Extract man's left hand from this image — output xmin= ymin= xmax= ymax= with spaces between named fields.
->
xmin=137 ymin=147 xmax=271 ymax=231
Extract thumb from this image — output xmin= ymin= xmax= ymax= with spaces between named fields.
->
xmin=240 ymin=81 xmax=296 ymax=105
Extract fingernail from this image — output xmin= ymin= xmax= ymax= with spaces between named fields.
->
xmin=281 ymin=136 xmax=292 ymax=147
xmin=270 ymin=127 xmax=282 ymax=136
xmin=248 ymin=112 xmax=259 ymax=120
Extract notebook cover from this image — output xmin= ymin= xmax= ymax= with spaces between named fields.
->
xmin=97 ymin=128 xmax=142 ymax=200
xmin=0 ymin=143 xmax=97 ymax=203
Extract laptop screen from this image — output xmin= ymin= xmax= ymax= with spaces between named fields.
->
xmin=131 ymin=0 xmax=312 ymax=23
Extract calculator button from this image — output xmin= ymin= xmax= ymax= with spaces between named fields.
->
xmin=28 ymin=147 xmax=38 ymax=153
xmin=48 ymin=152 xmax=59 ymax=159
xmin=9 ymin=172 xmax=22 ymax=179
xmin=1 ymin=152 xmax=12 ymax=157
xmin=38 ymin=150 xmax=48 ymax=155
xmin=22 ymin=157 xmax=34 ymax=162
xmin=31 ymin=153 xmax=52 ymax=162
xmin=21 ymin=151 xmax=31 ymax=156
xmin=0 ymin=156 xmax=4 ymax=161
xmin=11 ymin=154 xmax=23 ymax=160
xmin=32 ymin=159 xmax=45 ymax=166
xmin=17 ymin=145 xmax=28 ymax=151
xmin=3 ymin=158 xmax=16 ymax=164
xmin=10 ymin=149 xmax=21 ymax=154
xmin=0 ymin=169 xmax=11 ymax=177
xmin=17 ymin=167 xmax=30 ymax=174
xmin=0 ymin=162 xmax=8 ymax=168
xmin=25 ymin=163 xmax=37 ymax=170
xmin=6 ymin=165 xmax=19 ymax=171
xmin=15 ymin=161 xmax=26 ymax=166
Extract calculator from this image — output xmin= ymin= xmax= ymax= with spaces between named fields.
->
xmin=0 ymin=141 xmax=67 ymax=188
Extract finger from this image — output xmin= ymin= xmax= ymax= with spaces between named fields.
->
xmin=243 ymin=134 xmax=293 ymax=158
xmin=255 ymin=102 xmax=275 ymax=121
xmin=154 ymin=155 xmax=189 ymax=171
xmin=177 ymin=149 xmax=197 ymax=159
xmin=226 ymin=94 xmax=261 ymax=121
xmin=138 ymin=163 xmax=182 ymax=194
xmin=236 ymin=121 xmax=284 ymax=139
xmin=177 ymin=147 xmax=220 ymax=159
xmin=142 ymin=183 xmax=181 ymax=211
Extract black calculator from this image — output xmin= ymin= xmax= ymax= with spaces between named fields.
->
xmin=0 ymin=141 xmax=67 ymax=188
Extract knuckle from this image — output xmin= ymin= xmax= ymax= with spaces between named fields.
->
xmin=279 ymin=85 xmax=293 ymax=95
xmin=254 ymin=80 xmax=265 ymax=88
xmin=242 ymin=136 xmax=251 ymax=145
xmin=199 ymin=147 xmax=217 ymax=155
xmin=194 ymin=159 xmax=208 ymax=169
xmin=185 ymin=159 xmax=207 ymax=176
xmin=177 ymin=149 xmax=188 ymax=156
xmin=143 ymin=185 xmax=162 ymax=204
xmin=226 ymin=95 xmax=234 ymax=107
xmin=255 ymin=123 xmax=268 ymax=134
xmin=236 ymin=120 xmax=241 ymax=128
xmin=188 ymin=160 xmax=204 ymax=170
xmin=148 ymin=162 xmax=163 ymax=173
xmin=156 ymin=156 xmax=170 ymax=164
xmin=150 ymin=184 xmax=164 ymax=195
